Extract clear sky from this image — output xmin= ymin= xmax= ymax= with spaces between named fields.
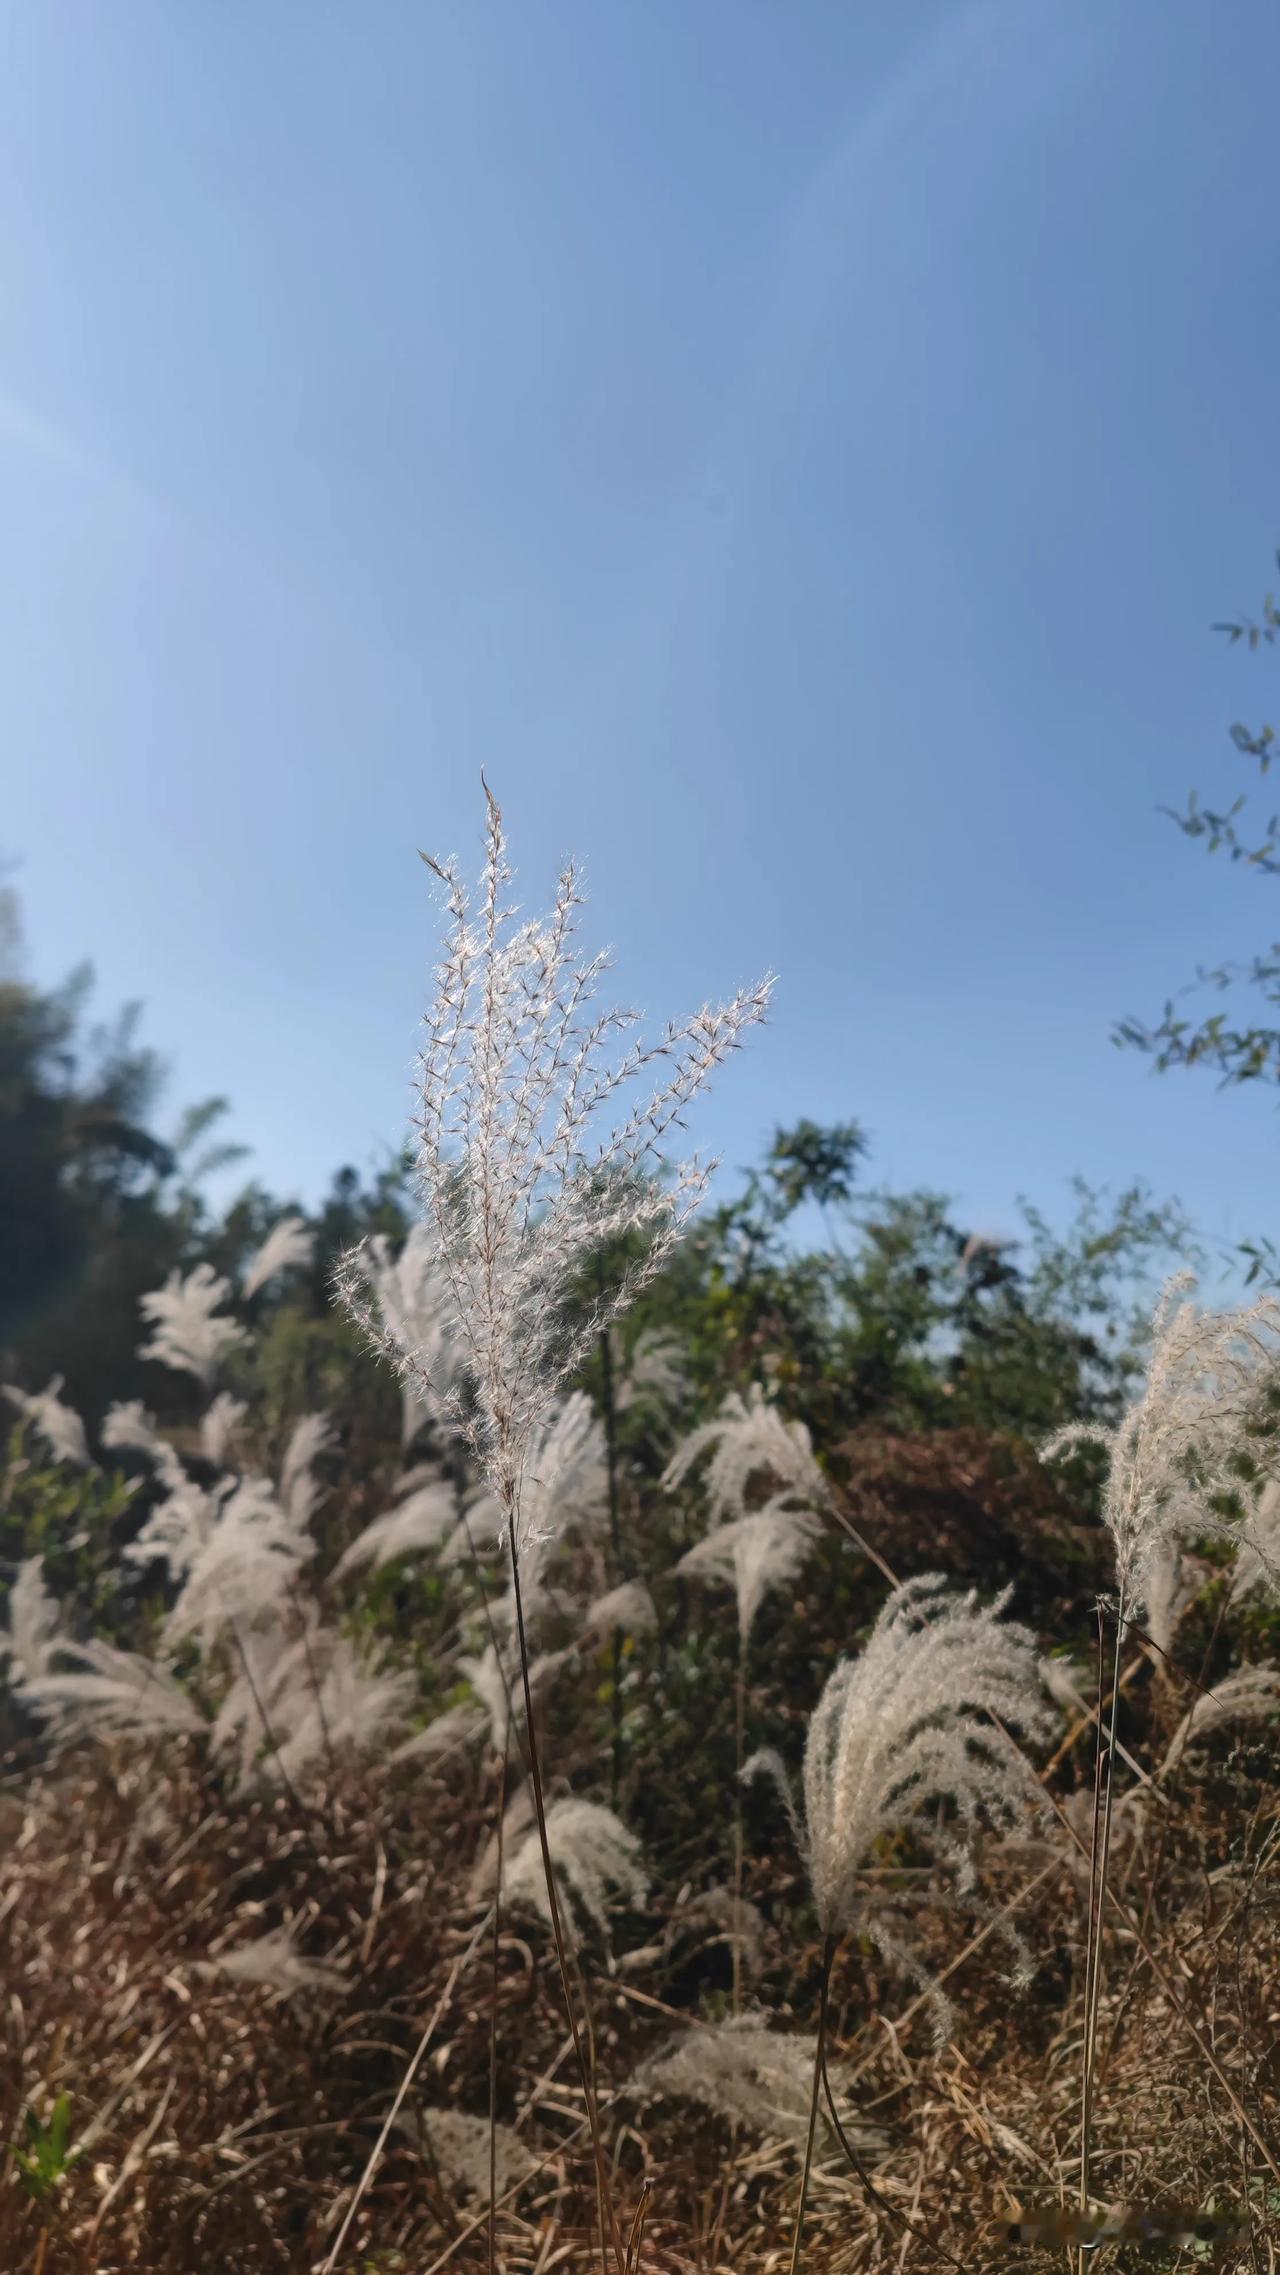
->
xmin=3 ymin=1 xmax=1279 ymax=1271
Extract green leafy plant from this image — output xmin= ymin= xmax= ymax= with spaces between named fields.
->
xmin=13 ymin=2092 xmax=82 ymax=2203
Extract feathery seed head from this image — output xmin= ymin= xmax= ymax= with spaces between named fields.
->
xmin=138 ymin=1263 xmax=247 ymax=1390
xmin=762 ymin=1573 xmax=1052 ymax=1941
xmin=1041 ymin=1273 xmax=1280 ymax=1608
xmin=633 ymin=2016 xmax=882 ymax=2161
xmin=2 ymin=1377 xmax=90 ymax=1468
xmin=242 ymin=1213 xmax=315 ymax=1301
xmin=502 ymin=1795 xmax=648 ymax=1951
xmin=339 ymin=785 xmax=772 ymax=1537
xmin=677 ymin=1506 xmax=820 ymax=1646
xmin=663 ymin=1384 xmax=825 ymax=1527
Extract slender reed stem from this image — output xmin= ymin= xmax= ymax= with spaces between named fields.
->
xmin=1077 ymin=1601 xmax=1108 ymax=2262
xmin=1098 ymin=1590 xmax=1230 ymax=2083
xmin=596 ymin=1315 xmax=625 ymax=1807
xmin=321 ymin=1904 xmax=492 ymax=2273
xmin=507 ymin=1534 xmax=624 ymax=2275
xmin=1046 ymin=1771 xmax=1280 ymax=2189
xmin=732 ymin=1632 xmax=746 ymax=2017
xmin=819 ymin=2043 xmax=975 ymax=2275
xmin=1078 ymin=1583 xmax=1125 ymax=2272
xmin=789 ymin=1933 xmax=835 ymax=2275
xmin=488 ymin=1733 xmax=509 ymax=2275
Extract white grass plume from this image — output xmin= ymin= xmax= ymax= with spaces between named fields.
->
xmin=27 ymin=1636 xmax=205 ymax=1744
xmin=1231 ymin=1476 xmax=1280 ymax=1604
xmin=616 ymin=1330 xmax=686 ymax=1415
xmin=279 ymin=1411 xmax=336 ymax=1531
xmin=457 ymin=1641 xmax=567 ymax=1751
xmin=663 ymin=1886 xmax=766 ymax=1983
xmin=2 ymin=1377 xmax=89 ymax=1468
xmin=1159 ymin=1665 xmax=1280 ymax=1774
xmin=1039 ymin=1654 xmax=1092 ymax=1722
xmin=338 ymin=782 xmax=772 ymax=1540
xmin=138 ymin=1264 xmax=247 ymax=1390
xmin=209 ymin=1613 xmax=317 ymax=1789
xmin=164 ymin=1479 xmax=312 ymax=1649
xmin=123 ymin=1474 xmax=225 ymax=1583
xmin=2 ymin=1558 xmax=62 ymax=1689
xmin=677 ymin=1506 xmax=820 ymax=1647
xmin=262 ymin=1633 xmax=417 ymax=1788
xmin=390 ymin=1698 xmax=487 ymax=1766
xmin=201 ymin=1391 xmax=248 ymax=1466
xmin=332 ymin=1477 xmax=459 ymax=1579
xmin=242 ymin=1213 xmax=315 ymax=1300
xmin=195 ymin=1924 xmax=348 ymax=2002
xmin=211 ymin=1612 xmax=415 ymax=1791
xmin=502 ymin=1795 xmax=647 ymax=1952
xmin=579 ymin=1579 xmax=657 ymax=1645
xmin=664 ymin=1384 xmax=825 ymax=1526
xmin=1141 ymin=1536 xmax=1207 ymax=1660
xmin=633 ymin=2016 xmax=882 ymax=2162
xmin=336 ymin=1219 xmax=471 ymax=1447
xmin=751 ymin=1573 xmax=1052 ymax=1942
xmin=100 ymin=1400 xmax=185 ymax=1490
xmin=1041 ymin=1273 xmax=1280 ymax=1609
xmin=396 ymin=2107 xmax=535 ymax=2199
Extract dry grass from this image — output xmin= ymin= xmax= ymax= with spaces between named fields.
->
xmin=1 ymin=1623 xmax=1279 ymax=2273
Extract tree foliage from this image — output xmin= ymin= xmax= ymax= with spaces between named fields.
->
xmin=1116 ymin=560 xmax=1280 ymax=1088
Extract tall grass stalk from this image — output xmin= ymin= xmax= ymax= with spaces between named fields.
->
xmin=788 ymin=1935 xmax=833 ymax=2275
xmin=488 ymin=1733 xmax=509 ymax=2275
xmin=732 ymin=1633 xmax=746 ymax=2017
xmin=507 ymin=1536 xmax=624 ymax=2275
xmin=321 ymin=1905 xmax=493 ymax=2273
xmin=1076 ymin=1596 xmax=1122 ymax=2269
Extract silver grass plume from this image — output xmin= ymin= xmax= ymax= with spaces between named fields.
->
xmin=1230 ymin=1475 xmax=1280 ymax=1604
xmin=1159 ymin=1665 xmax=1280 ymax=1774
xmin=1039 ymin=1654 xmax=1092 ymax=1722
xmin=26 ymin=1635 xmax=205 ymax=1744
xmin=337 ymin=781 xmax=772 ymax=1535
xmin=2 ymin=1377 xmax=89 ymax=1468
xmin=579 ymin=1578 xmax=657 ymax=1645
xmin=195 ymin=1925 xmax=348 ymax=2002
xmin=164 ymin=1478 xmax=313 ymax=1650
xmin=138 ymin=1263 xmax=247 ymax=1390
xmin=239 ymin=1626 xmax=417 ymax=1790
xmin=242 ymin=1213 xmax=315 ymax=1301
xmin=337 ymin=1219 xmax=471 ymax=1447
xmin=1041 ymin=1273 xmax=1280 ymax=1611
xmin=663 ymin=1886 xmax=767 ymax=1984
xmin=395 ymin=2108 xmax=535 ymax=2200
xmin=390 ymin=1698 xmax=487 ymax=1765
xmin=209 ymin=1612 xmax=325 ymax=1789
xmin=201 ymin=1391 xmax=248 ymax=1466
xmin=1140 ymin=1535 xmax=1206 ymax=1660
xmin=633 ymin=2016 xmax=882 ymax=2163
xmin=458 ymin=1641 xmax=568 ymax=1752
xmin=752 ymin=1574 xmax=1052 ymax=1945
xmin=501 ymin=1795 xmax=647 ymax=1952
xmin=100 ymin=1400 xmax=185 ymax=1491
xmin=2 ymin=1558 xmax=62 ymax=1689
xmin=279 ymin=1411 xmax=336 ymax=1531
xmin=677 ymin=1505 xmax=821 ymax=1648
xmin=123 ymin=1474 xmax=225 ymax=1584
xmin=332 ymin=1477 xmax=460 ymax=1579
xmin=663 ymin=1383 xmax=826 ymax=1527
xmin=616 ymin=1329 xmax=686 ymax=1415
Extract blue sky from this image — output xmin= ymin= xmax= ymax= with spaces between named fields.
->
xmin=3 ymin=0 xmax=1279 ymax=1273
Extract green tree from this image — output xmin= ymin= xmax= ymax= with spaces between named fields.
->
xmin=1116 ymin=560 xmax=1280 ymax=1088
xmin=624 ymin=1121 xmax=1191 ymax=1452
xmin=0 ymin=884 xmax=247 ymax=1421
